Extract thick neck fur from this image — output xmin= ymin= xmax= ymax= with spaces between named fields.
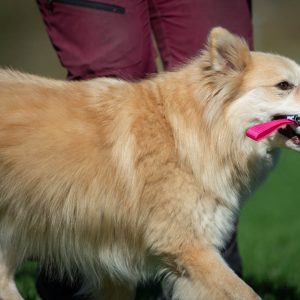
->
xmin=147 ymin=54 xmax=275 ymax=212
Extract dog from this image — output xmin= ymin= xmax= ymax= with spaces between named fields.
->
xmin=0 ymin=27 xmax=300 ymax=300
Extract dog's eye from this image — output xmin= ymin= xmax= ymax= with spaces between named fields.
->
xmin=276 ymin=81 xmax=294 ymax=90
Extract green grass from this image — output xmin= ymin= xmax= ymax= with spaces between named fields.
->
xmin=16 ymin=262 xmax=40 ymax=300
xmin=239 ymin=149 xmax=300 ymax=299
xmin=16 ymin=150 xmax=300 ymax=299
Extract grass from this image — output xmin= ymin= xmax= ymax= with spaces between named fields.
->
xmin=239 ymin=149 xmax=300 ymax=299
xmin=15 ymin=149 xmax=300 ymax=300
xmin=16 ymin=262 xmax=40 ymax=300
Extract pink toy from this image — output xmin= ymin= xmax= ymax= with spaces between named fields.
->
xmin=246 ymin=115 xmax=300 ymax=141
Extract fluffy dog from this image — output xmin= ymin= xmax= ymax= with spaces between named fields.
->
xmin=0 ymin=28 xmax=299 ymax=300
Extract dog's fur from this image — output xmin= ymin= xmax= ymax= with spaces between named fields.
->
xmin=1 ymin=27 xmax=300 ymax=300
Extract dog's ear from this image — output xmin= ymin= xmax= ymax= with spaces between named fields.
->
xmin=207 ymin=27 xmax=250 ymax=73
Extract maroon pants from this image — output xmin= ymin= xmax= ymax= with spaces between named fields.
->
xmin=36 ymin=1 xmax=252 ymax=299
xmin=37 ymin=0 xmax=252 ymax=80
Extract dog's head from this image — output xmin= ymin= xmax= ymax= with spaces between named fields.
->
xmin=204 ymin=27 xmax=300 ymax=152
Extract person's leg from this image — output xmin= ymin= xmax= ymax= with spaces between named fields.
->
xmin=36 ymin=270 xmax=82 ymax=300
xmin=37 ymin=0 xmax=156 ymax=80
xmin=221 ymin=226 xmax=243 ymax=277
xmin=149 ymin=0 xmax=253 ymax=70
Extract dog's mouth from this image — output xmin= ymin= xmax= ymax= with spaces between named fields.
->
xmin=273 ymin=115 xmax=300 ymax=145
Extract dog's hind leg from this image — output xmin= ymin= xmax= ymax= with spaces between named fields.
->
xmin=0 ymin=247 xmax=23 ymax=300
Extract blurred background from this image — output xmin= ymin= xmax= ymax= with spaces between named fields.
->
xmin=1 ymin=1 xmax=300 ymax=300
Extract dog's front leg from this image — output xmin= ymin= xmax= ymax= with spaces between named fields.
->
xmin=142 ymin=173 xmax=260 ymax=300
xmin=166 ymin=246 xmax=260 ymax=300
xmin=148 ymin=225 xmax=260 ymax=300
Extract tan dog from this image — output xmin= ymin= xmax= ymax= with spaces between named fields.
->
xmin=0 ymin=27 xmax=300 ymax=300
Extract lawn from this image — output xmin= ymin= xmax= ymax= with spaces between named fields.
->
xmin=239 ymin=149 xmax=300 ymax=299
xmin=15 ymin=150 xmax=300 ymax=300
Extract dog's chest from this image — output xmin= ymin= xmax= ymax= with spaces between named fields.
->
xmin=191 ymin=149 xmax=279 ymax=250
xmin=192 ymin=196 xmax=237 ymax=250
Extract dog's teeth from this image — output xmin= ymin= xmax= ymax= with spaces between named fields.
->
xmin=295 ymin=127 xmax=300 ymax=134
